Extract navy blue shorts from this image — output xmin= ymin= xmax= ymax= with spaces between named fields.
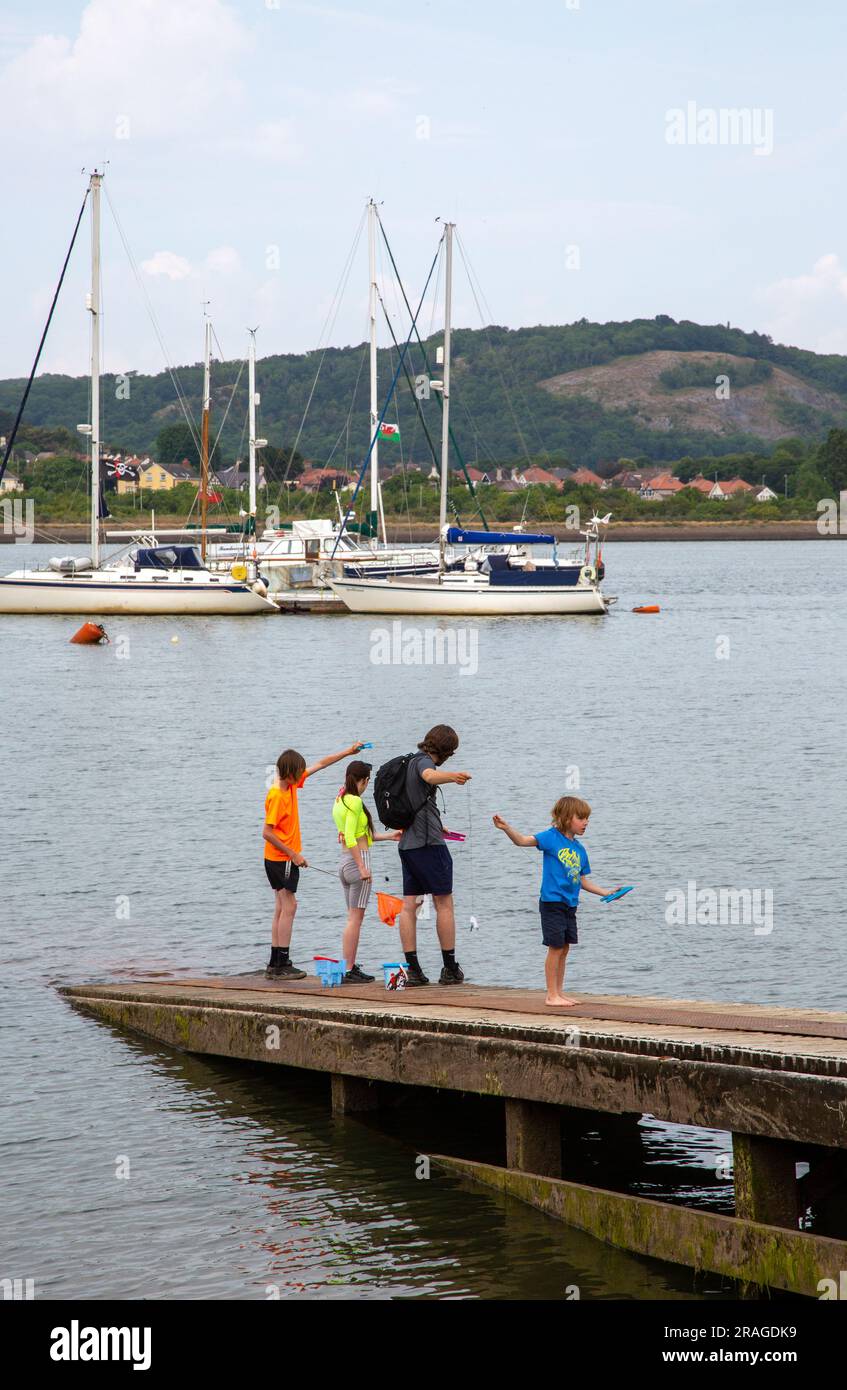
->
xmin=265 ymin=858 xmax=300 ymax=893
xmin=540 ymin=901 xmax=578 ymax=947
xmin=399 ymin=844 xmax=453 ymax=897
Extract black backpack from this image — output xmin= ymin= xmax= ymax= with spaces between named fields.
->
xmin=374 ymin=753 xmax=430 ymax=829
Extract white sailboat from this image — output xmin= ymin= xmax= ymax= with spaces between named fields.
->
xmin=0 ymin=172 xmax=276 ymax=617
xmin=208 ymin=200 xmax=441 ymax=605
xmin=328 ymin=222 xmax=614 ymax=617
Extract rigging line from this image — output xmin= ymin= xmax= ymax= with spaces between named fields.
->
xmin=209 ymin=358 xmax=245 ymax=467
xmin=455 ymin=231 xmax=548 ymax=469
xmin=1 ymin=187 xmax=89 ymax=486
xmin=377 ymin=291 xmax=441 ymax=473
xmin=277 ymin=208 xmax=367 ymax=491
xmin=330 ymin=234 xmax=444 ymax=560
xmin=103 ymin=186 xmax=201 ymax=454
xmin=375 ymin=211 xmax=489 ymax=529
xmin=324 ymin=343 xmax=369 ymax=470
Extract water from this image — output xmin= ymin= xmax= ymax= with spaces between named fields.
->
xmin=2 ymin=538 xmax=845 ymax=1299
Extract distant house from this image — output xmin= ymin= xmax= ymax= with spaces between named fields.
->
xmin=138 ymin=459 xmax=198 ymax=491
xmin=0 ymin=473 xmax=24 ymax=493
xmin=753 ymin=484 xmax=779 ymax=502
xmin=452 ymin=467 xmax=491 ymax=486
xmin=549 ymin=467 xmax=576 ymax=485
xmin=570 ymin=467 xmax=605 ymax=487
xmin=685 ymin=475 xmax=715 ymax=496
xmin=709 ymin=477 xmax=754 ymax=500
xmin=491 ymin=467 xmax=527 ymax=489
xmin=521 ymin=466 xmax=563 ymax=490
xmin=641 ymin=472 xmax=685 ymax=500
xmin=297 ymin=467 xmax=352 ymax=493
xmin=214 ymin=464 xmax=267 ymax=492
xmin=103 ymin=453 xmax=144 ymax=494
xmin=609 ymin=470 xmax=644 ymax=493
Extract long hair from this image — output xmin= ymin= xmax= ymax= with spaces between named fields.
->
xmin=551 ymin=796 xmax=591 ymax=836
xmin=340 ymin=760 xmax=374 ymax=836
xmin=418 ymin=724 xmax=459 ymax=764
xmin=276 ymin=749 xmax=307 ymax=785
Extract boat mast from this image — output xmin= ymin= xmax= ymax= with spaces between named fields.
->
xmin=438 ymin=222 xmax=454 ymax=572
xmin=200 ymin=315 xmax=211 ymax=560
xmin=368 ymin=198 xmax=380 ymax=543
xmin=247 ymin=328 xmax=258 ymax=526
xmin=88 ymin=172 xmax=102 ymax=568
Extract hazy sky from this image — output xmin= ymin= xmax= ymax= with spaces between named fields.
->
xmin=2 ymin=0 xmax=846 ymax=380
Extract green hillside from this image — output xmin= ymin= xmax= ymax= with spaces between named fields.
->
xmin=4 ymin=316 xmax=847 ymax=471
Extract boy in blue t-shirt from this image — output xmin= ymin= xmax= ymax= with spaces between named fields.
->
xmin=493 ymin=796 xmax=619 ymax=1007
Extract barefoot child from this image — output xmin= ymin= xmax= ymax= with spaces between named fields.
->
xmin=493 ymin=797 xmax=619 ymax=1008
xmin=263 ymin=741 xmax=365 ymax=980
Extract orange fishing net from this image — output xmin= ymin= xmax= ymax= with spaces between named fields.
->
xmin=377 ymin=892 xmax=404 ymax=926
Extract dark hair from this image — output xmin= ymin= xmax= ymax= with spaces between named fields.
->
xmin=341 ymin=760 xmax=374 ymax=836
xmin=418 ymin=724 xmax=459 ymax=764
xmin=276 ymin=749 xmax=307 ymax=784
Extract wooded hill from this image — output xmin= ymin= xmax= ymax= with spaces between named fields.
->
xmin=3 ymin=316 xmax=847 ymax=472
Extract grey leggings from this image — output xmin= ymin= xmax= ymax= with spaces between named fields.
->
xmin=339 ymin=848 xmax=372 ymax=910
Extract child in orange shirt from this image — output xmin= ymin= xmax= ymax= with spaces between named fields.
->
xmin=264 ymin=740 xmax=364 ymax=979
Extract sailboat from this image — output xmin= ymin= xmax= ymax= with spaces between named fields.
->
xmin=0 ymin=172 xmax=276 ymax=616
xmin=208 ymin=200 xmax=441 ymax=607
xmin=327 ymin=222 xmax=614 ymax=617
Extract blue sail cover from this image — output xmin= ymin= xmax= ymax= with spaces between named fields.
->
xmin=446 ymin=528 xmax=555 ymax=546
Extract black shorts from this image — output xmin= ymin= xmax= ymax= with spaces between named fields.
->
xmin=265 ymin=858 xmax=300 ymax=893
xmin=539 ymin=901 xmax=578 ymax=947
xmin=399 ymin=844 xmax=453 ymax=897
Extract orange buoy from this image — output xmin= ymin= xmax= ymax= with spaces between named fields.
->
xmin=632 ymin=605 xmax=660 ymax=614
xmin=70 ymin=622 xmax=110 ymax=645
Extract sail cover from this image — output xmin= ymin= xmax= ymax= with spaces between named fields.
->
xmin=446 ymin=528 xmax=555 ymax=546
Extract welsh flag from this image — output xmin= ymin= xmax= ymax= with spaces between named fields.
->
xmin=378 ymin=422 xmax=400 ymax=442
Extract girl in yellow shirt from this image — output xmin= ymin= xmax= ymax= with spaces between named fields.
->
xmin=333 ymin=760 xmax=400 ymax=983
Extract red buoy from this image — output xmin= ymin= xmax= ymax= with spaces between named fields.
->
xmin=632 ymin=605 xmax=660 ymax=614
xmin=70 ymin=622 xmax=110 ymax=644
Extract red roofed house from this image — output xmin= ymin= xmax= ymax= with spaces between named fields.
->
xmin=570 ymin=467 xmax=605 ymax=487
xmin=641 ymin=472 xmax=685 ymax=500
xmin=297 ymin=467 xmax=352 ymax=493
xmin=709 ymin=477 xmax=754 ymax=499
xmin=522 ymin=466 xmax=563 ymax=490
xmin=686 ymin=475 xmax=715 ymax=495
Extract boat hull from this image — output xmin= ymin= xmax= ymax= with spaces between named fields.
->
xmin=327 ymin=577 xmax=610 ymax=616
xmin=0 ymin=575 xmax=276 ymax=615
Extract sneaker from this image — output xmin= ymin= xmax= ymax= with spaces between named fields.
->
xmin=277 ymin=961 xmax=307 ymax=981
xmin=343 ymin=964 xmax=375 ymax=984
xmin=404 ymin=961 xmax=430 ymax=987
xmin=439 ymin=961 xmax=465 ymax=985
xmin=264 ymin=961 xmax=283 ymax=979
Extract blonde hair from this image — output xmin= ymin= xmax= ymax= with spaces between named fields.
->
xmin=551 ymin=796 xmax=591 ymax=836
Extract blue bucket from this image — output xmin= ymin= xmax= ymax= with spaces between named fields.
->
xmin=314 ymin=957 xmax=346 ymax=987
xmin=382 ymin=962 xmax=407 ymax=991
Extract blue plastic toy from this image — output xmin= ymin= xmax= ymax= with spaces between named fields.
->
xmin=600 ymin=886 xmax=634 ymax=903
xmin=314 ymin=957 xmax=347 ymax=987
xmin=358 ymin=742 xmax=374 ymax=749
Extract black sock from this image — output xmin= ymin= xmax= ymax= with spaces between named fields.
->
xmin=405 ymin=951 xmax=420 ymax=969
xmin=268 ymin=946 xmax=280 ymax=964
xmin=442 ymin=948 xmax=456 ymax=969
xmin=278 ymin=946 xmax=290 ymax=965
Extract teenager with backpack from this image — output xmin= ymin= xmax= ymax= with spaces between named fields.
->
xmin=373 ymin=724 xmax=471 ymax=987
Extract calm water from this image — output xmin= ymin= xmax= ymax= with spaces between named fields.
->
xmin=2 ymin=538 xmax=845 ymax=1299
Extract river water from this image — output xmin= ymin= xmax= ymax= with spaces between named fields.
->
xmin=2 ymin=538 xmax=844 ymax=1299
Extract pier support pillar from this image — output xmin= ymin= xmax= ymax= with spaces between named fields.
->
xmin=733 ymin=1133 xmax=797 ymax=1228
xmin=331 ymin=1073 xmax=381 ymax=1115
xmin=505 ymin=1099 xmax=562 ymax=1178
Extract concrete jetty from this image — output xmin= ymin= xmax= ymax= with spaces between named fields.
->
xmin=61 ymin=974 xmax=847 ymax=1296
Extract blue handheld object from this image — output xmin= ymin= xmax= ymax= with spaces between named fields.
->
xmin=358 ymin=741 xmax=374 ymax=749
xmin=601 ymin=886 xmax=634 ymax=903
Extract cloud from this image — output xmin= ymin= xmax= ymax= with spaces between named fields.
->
xmin=204 ymin=246 xmax=241 ymax=275
xmin=759 ymin=254 xmax=847 ymax=353
xmin=0 ymin=0 xmax=250 ymax=142
xmin=141 ymin=251 xmax=193 ymax=281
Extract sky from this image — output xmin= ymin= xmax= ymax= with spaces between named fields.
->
xmin=2 ymin=0 xmax=847 ymax=380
